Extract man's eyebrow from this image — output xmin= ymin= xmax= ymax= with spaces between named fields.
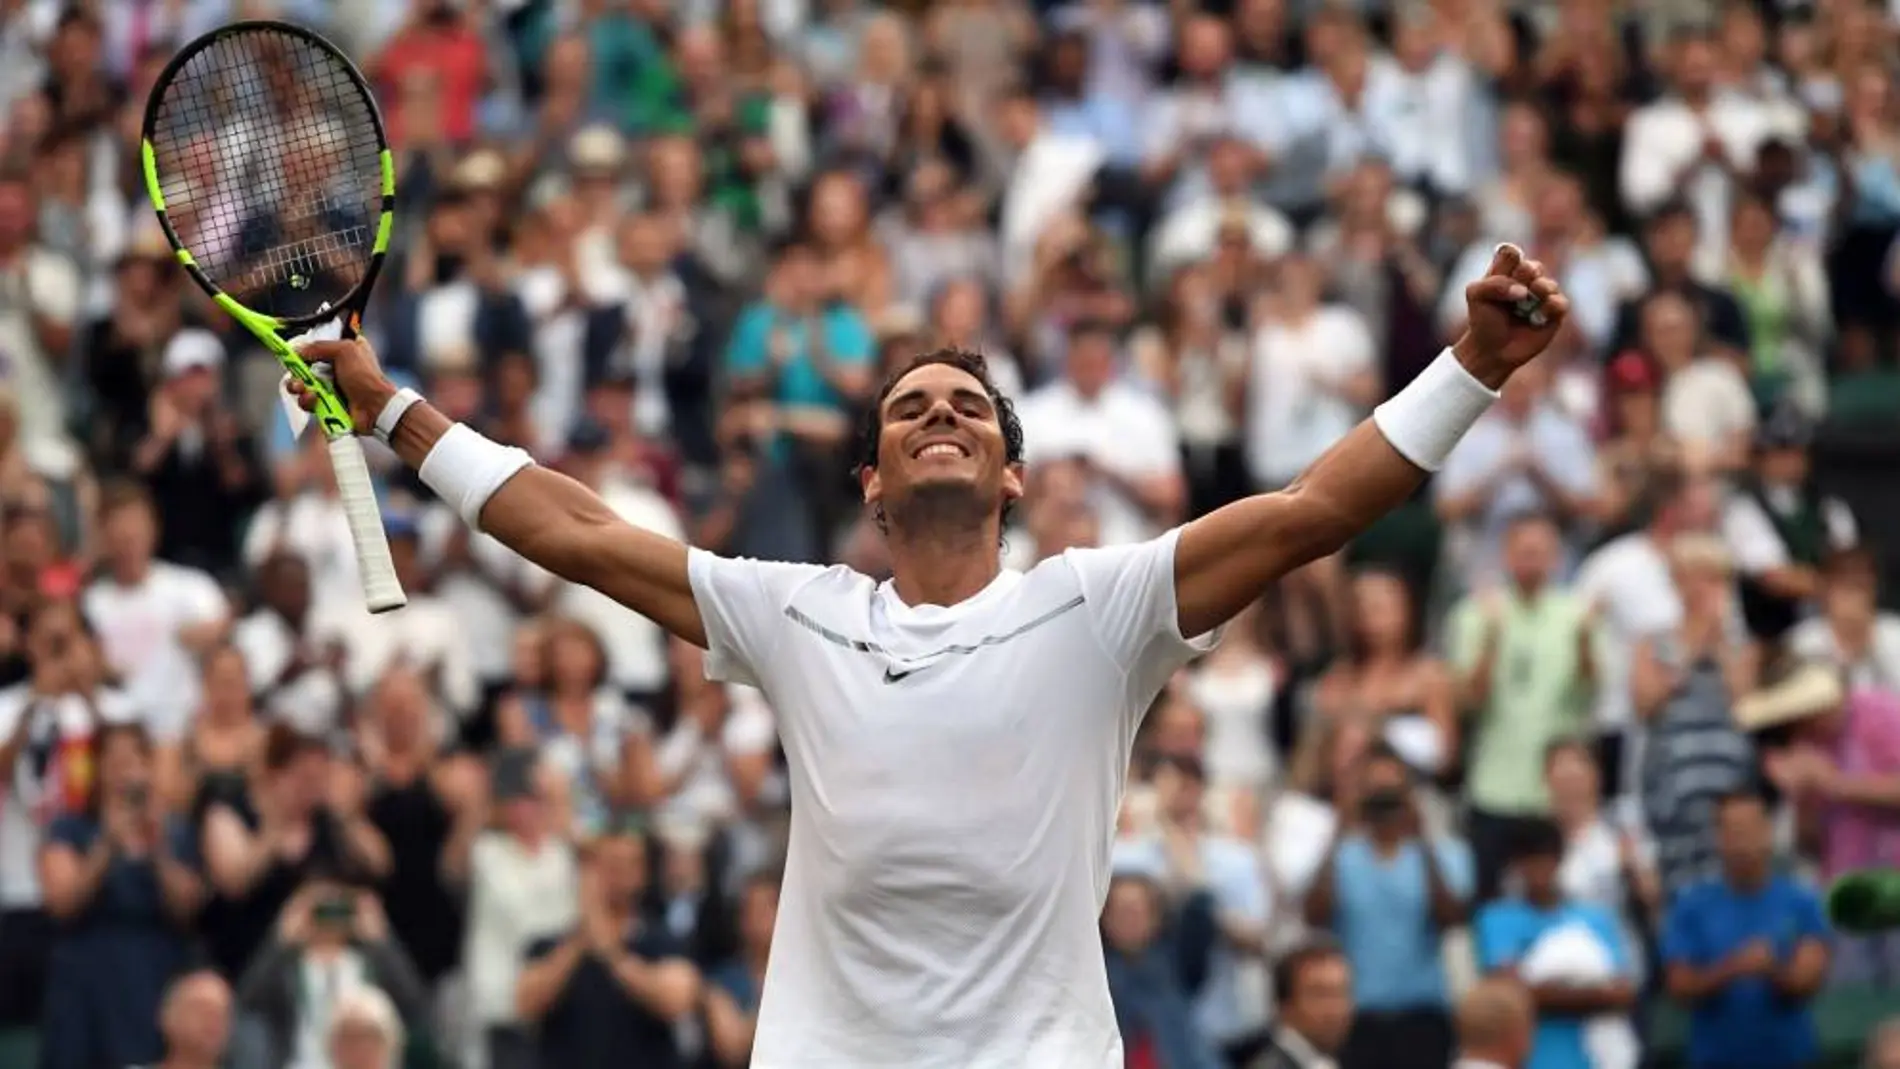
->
xmin=884 ymin=385 xmax=993 ymax=410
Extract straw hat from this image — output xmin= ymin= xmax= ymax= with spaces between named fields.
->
xmin=1732 ymin=661 xmax=1845 ymax=732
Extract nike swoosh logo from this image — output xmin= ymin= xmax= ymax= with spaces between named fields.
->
xmin=882 ymin=667 xmax=918 ymax=684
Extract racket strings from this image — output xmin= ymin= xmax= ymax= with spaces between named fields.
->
xmin=148 ymin=27 xmax=382 ymax=319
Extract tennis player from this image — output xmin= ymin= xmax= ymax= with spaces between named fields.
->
xmin=292 ymin=244 xmax=1567 ymax=1067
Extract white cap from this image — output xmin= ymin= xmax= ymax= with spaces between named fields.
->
xmin=569 ymin=124 xmax=627 ymax=173
xmin=162 ymin=328 xmax=225 ymax=378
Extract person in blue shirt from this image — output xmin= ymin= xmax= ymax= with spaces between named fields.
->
xmin=1663 ymin=791 xmax=1831 ymax=1069
xmin=1304 ymin=743 xmax=1474 ymax=1069
xmin=724 ymin=240 xmax=875 ymax=558
xmin=1475 ymin=819 xmax=1636 ymax=1069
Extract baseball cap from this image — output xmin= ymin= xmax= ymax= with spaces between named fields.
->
xmin=1606 ymin=350 xmax=1659 ymax=393
xmin=1755 ymin=404 xmax=1813 ymax=450
xmin=162 ymin=329 xmax=225 ymax=378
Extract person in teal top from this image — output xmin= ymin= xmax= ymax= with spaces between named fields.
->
xmin=1474 ymin=820 xmax=1636 ymax=1069
xmin=724 ymin=243 xmax=876 ymax=437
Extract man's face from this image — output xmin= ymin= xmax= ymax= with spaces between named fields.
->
xmin=861 ymin=362 xmax=1021 ymax=531
xmin=1065 ymin=332 xmax=1116 ymax=397
xmin=1518 ymin=852 xmax=1561 ymax=900
xmin=1757 ymin=444 xmax=1810 ymax=487
xmin=1676 ymin=39 xmax=1717 ymax=98
xmin=102 ymin=502 xmax=158 ymax=570
xmin=1647 ymin=214 xmax=1696 ymax=273
xmin=1284 ymin=955 xmax=1354 ymax=1053
xmin=1503 ymin=518 xmax=1560 ymax=590
xmin=1716 ymin=796 xmax=1772 ymax=876
xmin=596 ymin=833 xmax=648 ymax=905
xmin=164 ymin=974 xmax=232 ymax=1060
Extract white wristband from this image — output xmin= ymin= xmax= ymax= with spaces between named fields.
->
xmin=418 ymin=423 xmax=535 ymax=527
xmin=1372 ymin=348 xmax=1499 ymax=473
xmin=373 ymin=387 xmax=424 ymax=445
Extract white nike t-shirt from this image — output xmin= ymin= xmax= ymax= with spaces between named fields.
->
xmin=687 ymin=528 xmax=1215 ymax=1069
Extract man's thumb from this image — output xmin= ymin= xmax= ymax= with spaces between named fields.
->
xmin=1487 ymin=242 xmax=1525 ymax=278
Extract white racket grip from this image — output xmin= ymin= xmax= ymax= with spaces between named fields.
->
xmin=328 ymin=436 xmax=407 ymax=614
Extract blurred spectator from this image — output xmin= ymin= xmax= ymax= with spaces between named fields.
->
xmin=1019 ymin=319 xmax=1185 ymax=546
xmin=0 ymin=170 xmax=81 ymax=481
xmin=1114 ymin=754 xmax=1272 ymax=1062
xmin=1179 ymin=600 xmax=1281 ymax=792
xmin=465 ymin=747 xmax=579 ymax=1069
xmin=37 ymin=722 xmax=202 ymax=1069
xmin=1248 ymin=937 xmax=1355 ymax=1069
xmin=1758 ymin=669 xmax=1900 ymax=987
xmin=1544 ymin=739 xmax=1661 ymax=972
xmin=1723 ymin=409 xmax=1859 ymax=644
xmin=1130 ymin=266 xmax=1248 ymax=520
xmin=1473 ymin=819 xmax=1638 ymax=1069
xmin=1645 ymin=291 xmax=1756 ymax=477
xmin=1314 ymin=569 xmax=1454 ymax=781
xmin=234 ymin=877 xmax=427 ymax=1069
xmin=83 ymin=481 xmax=229 ymax=743
xmin=1436 ymin=361 xmax=1599 ymax=592
xmin=702 ymin=871 xmax=778 ymax=1069
xmin=327 ymin=984 xmax=407 ymax=1069
xmin=1577 ymin=470 xmax=1720 ymax=802
xmin=497 ymin=617 xmax=657 ymax=839
xmin=1635 ymin=536 xmax=1759 ymax=901
xmin=1591 ymin=352 xmax=1676 ymax=535
xmin=230 ymin=552 xmax=347 ymax=740
xmin=1871 ymin=1018 xmax=1900 ymax=1069
xmin=199 ymin=725 xmax=391 ymax=980
xmin=1662 ymin=792 xmax=1831 ymax=1069
xmin=1788 ymin=548 xmax=1900 ymax=691
xmin=1448 ymin=512 xmax=1596 ymax=900
xmin=516 ymin=828 xmax=701 ymax=1069
xmin=1304 ymin=743 xmax=1471 ymax=1069
xmin=0 ymin=599 xmax=134 ymax=1035
xmin=152 ymin=969 xmax=235 ymax=1069
xmin=1453 ymin=978 xmax=1536 ymax=1069
xmin=1244 ymin=253 xmax=1377 ymax=495
xmin=128 ymin=328 xmax=262 ymax=576
xmin=1102 ymin=871 xmax=1222 ymax=1069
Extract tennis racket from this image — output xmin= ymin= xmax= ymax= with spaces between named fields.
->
xmin=141 ymin=21 xmax=405 ymax=613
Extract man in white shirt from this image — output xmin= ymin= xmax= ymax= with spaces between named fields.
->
xmin=82 ymin=482 xmax=229 ymax=741
xmin=290 ymin=245 xmax=1571 ymax=1068
xmin=1620 ymin=30 xmax=1789 ymax=276
xmin=1575 ymin=471 xmax=1722 ymax=801
xmin=1017 ymin=321 xmax=1186 ymax=546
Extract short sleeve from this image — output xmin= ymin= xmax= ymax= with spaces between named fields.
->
xmin=1432 ymin=838 xmax=1476 ymax=900
xmin=685 ymin=550 xmax=828 ymax=689
xmin=47 ymin=814 xmax=96 ymax=851
xmin=1062 ymin=528 xmax=1218 ymax=706
xmin=1722 ymin=496 xmax=1789 ymax=574
xmin=724 ymin=306 xmax=772 ymax=377
xmin=1789 ymin=883 xmax=1829 ymax=940
xmin=1473 ymin=903 xmax=1517 ymax=971
xmin=826 ymin=311 xmax=874 ymax=366
xmin=1661 ymin=894 xmax=1708 ymax=966
xmin=178 ymin=568 xmax=230 ymax=625
xmin=1444 ymin=598 xmax=1486 ymax=673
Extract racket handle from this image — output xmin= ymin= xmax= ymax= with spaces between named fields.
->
xmin=328 ymin=436 xmax=407 ymax=614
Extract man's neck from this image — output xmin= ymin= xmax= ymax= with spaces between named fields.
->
xmin=112 ymin=559 xmax=153 ymax=587
xmin=1728 ymin=865 xmax=1771 ymax=894
xmin=887 ymin=534 xmax=999 ymax=608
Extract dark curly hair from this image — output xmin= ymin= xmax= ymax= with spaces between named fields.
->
xmin=854 ymin=348 xmax=1025 ymax=531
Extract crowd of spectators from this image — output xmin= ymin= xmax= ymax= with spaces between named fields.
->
xmin=5 ymin=0 xmax=1900 ymax=1067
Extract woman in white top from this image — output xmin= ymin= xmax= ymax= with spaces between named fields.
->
xmin=1545 ymin=738 xmax=1660 ymax=959
xmin=1177 ymin=599 xmax=1281 ymax=792
xmin=497 ymin=618 xmax=658 ymax=840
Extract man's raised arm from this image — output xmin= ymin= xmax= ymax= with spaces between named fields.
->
xmin=1174 ymin=245 xmax=1569 ymax=638
xmin=292 ymin=338 xmax=707 ymax=648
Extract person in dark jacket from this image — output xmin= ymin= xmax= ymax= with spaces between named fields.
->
xmin=232 ymin=875 xmax=429 ymax=1069
xmin=1102 ymin=872 xmax=1221 ymax=1069
xmin=1249 ymin=938 xmax=1357 ymax=1069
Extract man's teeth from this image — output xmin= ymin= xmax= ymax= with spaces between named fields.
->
xmin=920 ymin=444 xmax=963 ymax=458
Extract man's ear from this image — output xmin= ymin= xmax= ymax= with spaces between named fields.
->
xmin=1002 ymin=462 xmax=1026 ymax=507
xmin=860 ymin=464 xmax=882 ymax=508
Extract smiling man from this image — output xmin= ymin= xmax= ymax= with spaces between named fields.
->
xmin=290 ymin=245 xmax=1568 ymax=1069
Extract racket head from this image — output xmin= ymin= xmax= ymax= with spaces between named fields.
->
xmin=140 ymin=20 xmax=394 ymax=332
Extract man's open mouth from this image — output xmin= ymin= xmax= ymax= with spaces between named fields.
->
xmin=913 ymin=442 xmax=970 ymax=459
